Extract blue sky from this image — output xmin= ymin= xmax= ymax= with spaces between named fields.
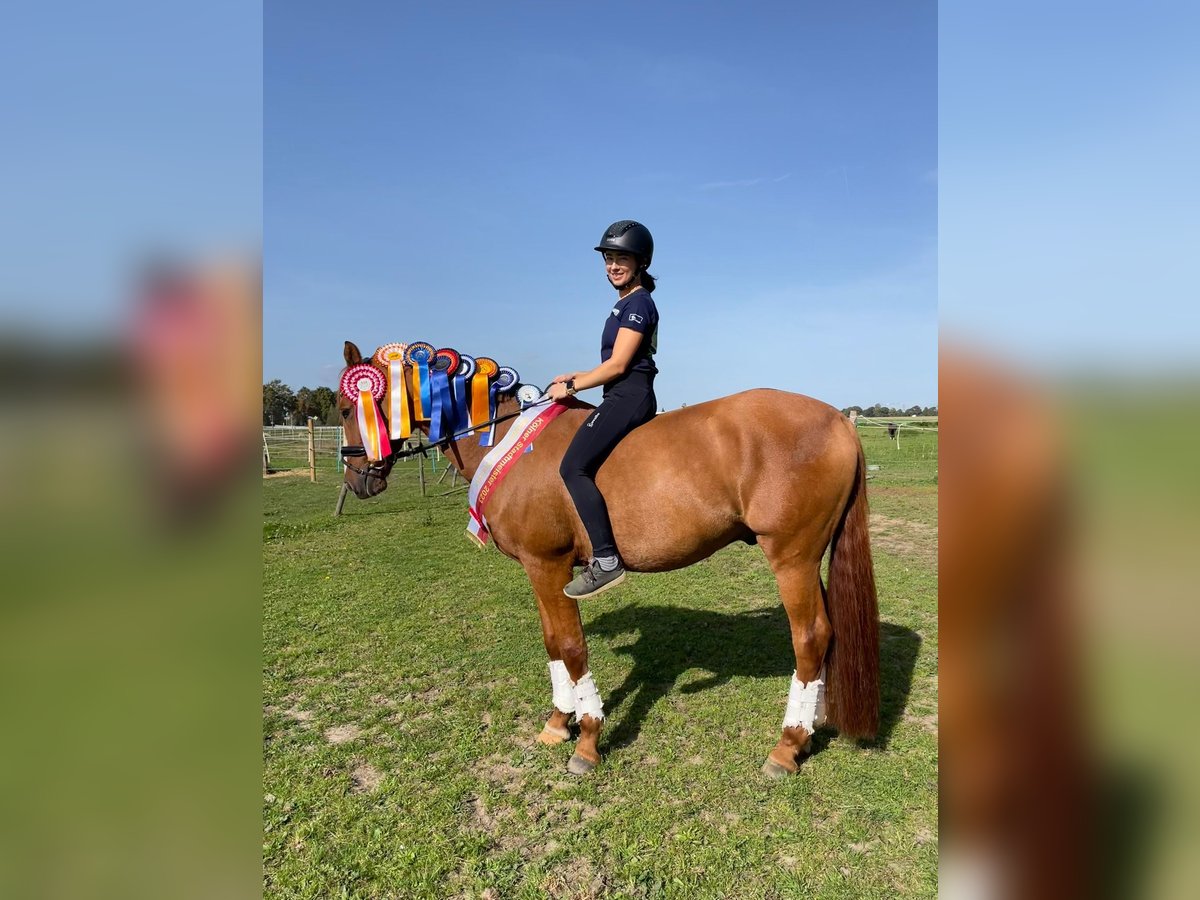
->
xmin=265 ymin=1 xmax=937 ymax=410
xmin=940 ymin=1 xmax=1200 ymax=373
xmin=0 ymin=2 xmax=261 ymax=330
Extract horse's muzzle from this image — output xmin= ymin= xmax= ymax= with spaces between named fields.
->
xmin=341 ymin=446 xmax=390 ymax=498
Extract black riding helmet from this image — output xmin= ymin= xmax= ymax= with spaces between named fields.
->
xmin=594 ymin=220 xmax=654 ymax=268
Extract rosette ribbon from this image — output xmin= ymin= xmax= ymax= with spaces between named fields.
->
xmin=428 ymin=349 xmax=460 ymax=443
xmin=472 ymin=357 xmax=499 ymax=446
xmin=483 ymin=382 xmax=501 ymax=447
xmin=375 ymin=343 xmax=411 ymax=440
xmin=405 ymin=341 xmax=436 ymax=421
xmin=340 ymin=364 xmax=392 ymax=461
xmin=494 ymin=368 xmax=521 ymax=448
xmin=496 ymin=366 xmax=519 ymax=394
xmin=454 ymin=354 xmax=476 ymax=434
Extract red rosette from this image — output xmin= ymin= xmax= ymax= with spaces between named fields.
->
xmin=340 ymin=363 xmax=386 ymax=401
xmin=433 ymin=348 xmax=461 ymax=374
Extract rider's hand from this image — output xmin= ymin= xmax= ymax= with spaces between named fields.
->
xmin=547 ymin=382 xmax=570 ymax=401
xmin=551 ymin=373 xmax=572 ymax=384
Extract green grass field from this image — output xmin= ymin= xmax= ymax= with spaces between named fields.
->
xmin=263 ymin=428 xmax=937 ymax=899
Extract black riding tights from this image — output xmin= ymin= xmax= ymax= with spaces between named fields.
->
xmin=559 ymin=379 xmax=657 ymax=560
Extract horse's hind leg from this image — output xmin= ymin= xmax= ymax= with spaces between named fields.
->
xmin=761 ymin=554 xmax=832 ymax=777
xmin=524 ymin=558 xmax=606 ymax=773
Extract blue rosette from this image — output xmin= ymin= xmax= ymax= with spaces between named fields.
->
xmin=427 ymin=348 xmax=459 ymax=442
xmin=495 ymin=366 xmax=519 ymax=394
xmin=404 ymin=341 xmax=436 ymax=420
xmin=456 ymin=355 xmax=477 ymax=432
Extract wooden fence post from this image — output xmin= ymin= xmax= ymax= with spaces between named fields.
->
xmin=307 ymin=418 xmax=316 ymax=482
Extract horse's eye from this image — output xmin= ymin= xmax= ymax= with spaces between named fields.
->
xmin=341 ymin=408 xmax=351 ymax=419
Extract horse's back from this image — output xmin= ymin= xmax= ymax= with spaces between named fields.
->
xmin=613 ymin=388 xmax=856 ymax=470
xmin=595 ymin=389 xmax=861 ymax=571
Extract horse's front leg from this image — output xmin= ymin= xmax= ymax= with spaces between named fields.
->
xmin=523 ymin=556 xmax=606 ymax=775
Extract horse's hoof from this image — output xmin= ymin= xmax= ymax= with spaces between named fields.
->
xmin=761 ymin=756 xmax=797 ymax=779
xmin=536 ymin=724 xmax=571 ymax=746
xmin=567 ymin=753 xmax=597 ymax=776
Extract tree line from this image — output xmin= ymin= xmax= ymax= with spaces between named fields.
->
xmin=263 ymin=380 xmax=341 ymax=426
xmin=840 ymin=404 xmax=938 ymax=418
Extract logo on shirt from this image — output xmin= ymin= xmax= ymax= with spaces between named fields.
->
xmin=627 ymin=313 xmax=643 ymax=324
xmin=611 ymin=308 xmax=620 ymax=317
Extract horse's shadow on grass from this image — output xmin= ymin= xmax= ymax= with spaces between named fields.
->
xmin=586 ymin=604 xmax=921 ymax=754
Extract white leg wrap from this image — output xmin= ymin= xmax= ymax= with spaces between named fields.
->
xmin=571 ymin=671 xmax=605 ymax=721
xmin=782 ymin=668 xmax=827 ymax=731
xmin=548 ymin=660 xmax=575 ymax=714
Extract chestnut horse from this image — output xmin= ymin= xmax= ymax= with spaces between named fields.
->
xmin=337 ymin=341 xmax=879 ymax=777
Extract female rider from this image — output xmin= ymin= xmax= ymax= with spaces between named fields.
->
xmin=547 ymin=220 xmax=660 ymax=599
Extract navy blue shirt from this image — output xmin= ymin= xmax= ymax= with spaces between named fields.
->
xmin=600 ymin=288 xmax=659 ymax=377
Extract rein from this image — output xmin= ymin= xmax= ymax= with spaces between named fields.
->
xmin=340 ymin=396 xmax=553 ymax=477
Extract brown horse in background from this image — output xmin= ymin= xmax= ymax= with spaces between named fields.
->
xmin=337 ymin=341 xmax=879 ymax=777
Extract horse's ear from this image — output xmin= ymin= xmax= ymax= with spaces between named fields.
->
xmin=344 ymin=341 xmax=363 ymax=366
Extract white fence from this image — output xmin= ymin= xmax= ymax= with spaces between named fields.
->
xmin=263 ymin=425 xmax=345 ymax=473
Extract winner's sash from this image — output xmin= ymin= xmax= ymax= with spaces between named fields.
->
xmin=466 ymin=400 xmax=568 ymax=547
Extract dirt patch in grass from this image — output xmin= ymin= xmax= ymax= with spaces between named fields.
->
xmin=324 ymin=724 xmax=361 ymax=744
xmin=476 ymin=754 xmax=528 ymax=794
xmin=350 ymin=763 xmax=383 ymax=793
xmin=542 ymin=798 xmax=600 ymax=828
xmin=465 ymin=794 xmax=511 ymax=832
xmin=870 ymin=513 xmax=938 ymax=560
xmin=462 ymin=794 xmax=525 ymax=857
xmin=539 ymin=855 xmax=609 ymax=900
xmin=903 ymin=711 xmax=939 ymax=734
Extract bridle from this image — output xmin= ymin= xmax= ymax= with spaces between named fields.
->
xmin=339 ymin=453 xmax=391 ymax=482
xmin=340 ymin=395 xmax=555 ymax=478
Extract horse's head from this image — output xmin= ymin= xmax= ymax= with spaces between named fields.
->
xmin=338 ymin=340 xmax=395 ymax=499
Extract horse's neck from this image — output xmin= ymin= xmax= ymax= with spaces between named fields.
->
xmin=441 ymin=400 xmax=522 ymax=482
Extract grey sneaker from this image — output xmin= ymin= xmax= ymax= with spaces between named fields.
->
xmin=563 ymin=559 xmax=626 ymax=600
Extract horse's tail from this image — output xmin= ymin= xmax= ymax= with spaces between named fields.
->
xmin=825 ymin=439 xmax=880 ymax=739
